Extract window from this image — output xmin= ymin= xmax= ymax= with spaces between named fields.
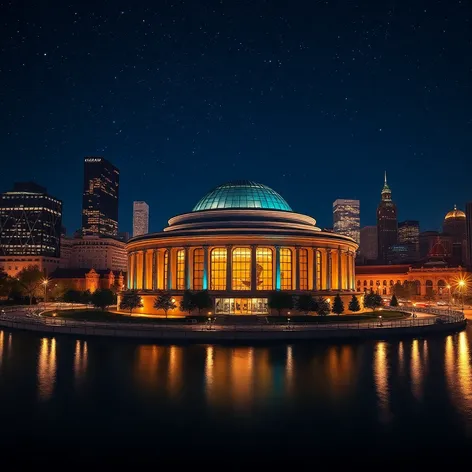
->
xmin=177 ymin=249 xmax=185 ymax=290
xmin=316 ymin=250 xmax=322 ymax=290
xmin=163 ymin=250 xmax=169 ymax=289
xmin=280 ymin=248 xmax=292 ymax=290
xmin=193 ymin=248 xmax=204 ymax=290
xmin=232 ymin=247 xmax=251 ymax=290
xmin=299 ymin=248 xmax=308 ymax=290
xmin=256 ymin=247 xmax=273 ymax=290
xmin=211 ymin=248 xmax=227 ymax=290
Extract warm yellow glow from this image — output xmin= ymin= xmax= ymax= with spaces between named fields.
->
xmin=74 ymin=340 xmax=88 ymax=384
xmin=232 ymin=247 xmax=251 ymax=290
xmin=256 ymin=247 xmax=273 ymax=290
xmin=280 ymin=248 xmax=292 ymax=290
xmin=176 ymin=249 xmax=185 ymax=290
xmin=299 ymin=248 xmax=308 ymax=290
xmin=374 ymin=342 xmax=390 ymax=421
xmin=211 ymin=248 xmax=227 ymax=290
xmin=193 ymin=248 xmax=204 ymax=290
xmin=42 ymin=278 xmax=49 ymax=286
xmin=38 ymin=337 xmax=57 ymax=401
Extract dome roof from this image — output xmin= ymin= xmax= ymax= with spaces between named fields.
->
xmin=192 ymin=180 xmax=292 ymax=212
xmin=445 ymin=204 xmax=466 ymax=220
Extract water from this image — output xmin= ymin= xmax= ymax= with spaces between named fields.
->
xmin=1 ymin=326 xmax=471 ymax=465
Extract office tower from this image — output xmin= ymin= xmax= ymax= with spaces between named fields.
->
xmin=359 ymin=226 xmax=378 ymax=261
xmin=0 ymin=182 xmax=62 ymax=276
xmin=443 ymin=205 xmax=467 ymax=266
xmin=333 ymin=199 xmax=360 ymax=244
xmin=467 ymin=202 xmax=472 ymax=267
xmin=133 ymin=201 xmax=149 ymax=237
xmin=376 ymin=172 xmax=397 ymax=263
xmin=82 ymin=157 xmax=119 ymax=236
xmin=398 ymin=220 xmax=420 ymax=260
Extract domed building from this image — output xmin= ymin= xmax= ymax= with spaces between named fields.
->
xmin=443 ymin=204 xmax=467 ymax=266
xmin=122 ymin=181 xmax=359 ymax=316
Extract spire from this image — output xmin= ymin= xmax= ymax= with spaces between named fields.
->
xmin=381 ymin=171 xmax=391 ymax=200
xmin=384 ymin=170 xmax=387 ymax=185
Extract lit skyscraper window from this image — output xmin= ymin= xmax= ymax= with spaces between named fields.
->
xmin=333 ymin=199 xmax=360 ymax=244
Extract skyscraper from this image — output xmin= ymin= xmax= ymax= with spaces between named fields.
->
xmin=443 ymin=205 xmax=466 ymax=266
xmin=398 ymin=220 xmax=420 ymax=261
xmin=82 ymin=157 xmax=119 ymax=236
xmin=376 ymin=172 xmax=397 ymax=263
xmin=467 ymin=202 xmax=472 ymax=267
xmin=133 ymin=201 xmax=149 ymax=237
xmin=333 ymin=199 xmax=360 ymax=244
xmin=359 ymin=226 xmax=378 ymax=261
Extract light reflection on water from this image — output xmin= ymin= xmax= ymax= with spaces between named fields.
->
xmin=37 ymin=337 xmax=56 ymax=401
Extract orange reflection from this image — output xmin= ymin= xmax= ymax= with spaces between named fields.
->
xmin=457 ymin=332 xmax=472 ymax=400
xmin=205 ymin=345 xmax=214 ymax=395
xmin=167 ymin=345 xmax=183 ymax=396
xmin=410 ymin=339 xmax=424 ymax=400
xmin=326 ymin=345 xmax=355 ymax=397
xmin=0 ymin=331 xmax=4 ymax=369
xmin=398 ymin=341 xmax=404 ymax=376
xmin=136 ymin=345 xmax=160 ymax=391
xmin=285 ymin=345 xmax=293 ymax=394
xmin=74 ymin=340 xmax=88 ymax=384
xmin=374 ymin=342 xmax=391 ymax=422
xmin=37 ymin=337 xmax=57 ymax=401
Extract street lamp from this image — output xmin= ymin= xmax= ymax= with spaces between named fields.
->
xmin=458 ymin=280 xmax=466 ymax=312
xmin=42 ymin=279 xmax=49 ymax=303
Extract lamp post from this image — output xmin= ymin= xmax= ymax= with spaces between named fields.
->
xmin=446 ymin=284 xmax=451 ymax=314
xmin=458 ymin=280 xmax=466 ymax=313
xmin=42 ymin=279 xmax=49 ymax=303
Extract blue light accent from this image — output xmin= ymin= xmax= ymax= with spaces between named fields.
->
xmin=275 ymin=247 xmax=281 ymax=290
xmin=202 ymin=269 xmax=208 ymax=290
xmin=193 ymin=180 xmax=292 ymax=212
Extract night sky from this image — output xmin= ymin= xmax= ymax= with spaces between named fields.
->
xmin=1 ymin=0 xmax=471 ymax=235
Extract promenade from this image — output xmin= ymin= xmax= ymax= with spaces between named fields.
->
xmin=0 ymin=305 xmax=466 ymax=342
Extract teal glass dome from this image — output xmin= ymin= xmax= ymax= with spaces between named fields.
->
xmin=192 ymin=180 xmax=292 ymax=212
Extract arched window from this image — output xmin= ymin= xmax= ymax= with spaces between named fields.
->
xmin=437 ymin=279 xmax=446 ymax=295
xmin=280 ymin=248 xmax=292 ymax=290
xmin=211 ymin=248 xmax=227 ymax=290
xmin=363 ymin=280 xmax=367 ymax=286
xmin=177 ymin=249 xmax=185 ymax=290
xmin=232 ymin=248 xmax=251 ymax=290
xmin=370 ymin=280 xmax=373 ymax=287
xmin=414 ymin=280 xmax=421 ymax=296
xmin=299 ymin=248 xmax=308 ymax=290
xmin=316 ymin=250 xmax=322 ymax=290
xmin=256 ymin=247 xmax=273 ymax=290
xmin=193 ymin=248 xmax=204 ymax=290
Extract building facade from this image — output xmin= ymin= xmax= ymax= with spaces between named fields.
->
xmin=443 ymin=205 xmax=466 ymax=266
xmin=60 ymin=235 xmax=127 ymax=272
xmin=397 ymin=220 xmax=420 ymax=261
xmin=359 ymin=226 xmax=378 ymax=262
xmin=467 ymin=202 xmax=472 ymax=267
xmin=376 ymin=172 xmax=397 ymax=263
xmin=120 ymin=181 xmax=360 ymax=316
xmin=82 ymin=157 xmax=120 ymax=237
xmin=50 ymin=268 xmax=125 ymax=294
xmin=133 ymin=201 xmax=149 ymax=237
xmin=333 ymin=199 xmax=360 ymax=244
xmin=0 ymin=182 xmax=62 ymax=276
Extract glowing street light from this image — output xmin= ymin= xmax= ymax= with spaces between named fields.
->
xmin=42 ymin=278 xmax=49 ymax=303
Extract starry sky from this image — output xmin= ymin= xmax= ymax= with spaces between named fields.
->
xmin=1 ymin=0 xmax=471 ymax=235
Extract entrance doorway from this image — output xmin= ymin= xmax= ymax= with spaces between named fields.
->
xmin=215 ymin=298 xmax=269 ymax=315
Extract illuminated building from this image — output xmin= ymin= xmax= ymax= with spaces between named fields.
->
xmin=121 ymin=180 xmax=359 ymax=315
xmin=49 ymin=268 xmax=125 ymax=293
xmin=376 ymin=172 xmax=397 ymax=263
xmin=333 ymin=199 xmax=360 ymax=244
xmin=443 ymin=205 xmax=466 ymax=266
xmin=467 ymin=202 xmax=472 ymax=267
xmin=397 ymin=220 xmax=420 ymax=261
xmin=0 ymin=182 xmax=62 ymax=277
xmin=133 ymin=201 xmax=149 ymax=237
xmin=82 ymin=157 xmax=119 ymax=237
xmin=359 ymin=226 xmax=378 ymax=262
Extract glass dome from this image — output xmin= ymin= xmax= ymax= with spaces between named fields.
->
xmin=192 ymin=180 xmax=292 ymax=212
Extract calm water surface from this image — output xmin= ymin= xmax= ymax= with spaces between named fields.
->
xmin=1 ymin=326 xmax=472 ymax=464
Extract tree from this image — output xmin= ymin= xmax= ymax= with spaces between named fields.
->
xmin=0 ymin=270 xmax=12 ymax=298
xmin=81 ymin=289 xmax=92 ymax=305
xmin=17 ymin=265 xmax=44 ymax=305
xmin=390 ymin=293 xmax=399 ymax=307
xmin=295 ymin=294 xmax=317 ymax=314
xmin=180 ymin=290 xmax=197 ymax=315
xmin=194 ymin=290 xmax=213 ymax=315
xmin=364 ymin=291 xmax=384 ymax=312
xmin=348 ymin=295 xmax=361 ymax=312
xmin=315 ymin=297 xmax=331 ymax=316
xmin=392 ymin=282 xmax=405 ymax=298
xmin=63 ymin=289 xmax=82 ymax=303
xmin=91 ymin=289 xmax=116 ymax=311
xmin=153 ymin=290 xmax=176 ymax=317
xmin=119 ymin=290 xmax=143 ymax=315
xmin=268 ymin=291 xmax=294 ymax=315
xmin=332 ymin=293 xmax=344 ymax=315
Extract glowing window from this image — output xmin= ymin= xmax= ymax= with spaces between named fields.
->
xmin=163 ymin=250 xmax=169 ymax=289
xmin=193 ymin=248 xmax=204 ymax=290
xmin=256 ymin=247 xmax=273 ymax=290
xmin=232 ymin=247 xmax=251 ymax=290
xmin=316 ymin=250 xmax=322 ymax=290
xmin=177 ymin=249 xmax=185 ymax=290
xmin=280 ymin=248 xmax=292 ymax=290
xmin=299 ymin=248 xmax=308 ymax=290
xmin=211 ymin=248 xmax=227 ymax=290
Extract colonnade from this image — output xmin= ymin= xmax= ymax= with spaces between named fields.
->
xmin=127 ymin=245 xmax=356 ymax=292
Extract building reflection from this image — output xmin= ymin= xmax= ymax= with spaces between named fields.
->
xmin=0 ymin=331 xmax=4 ymax=369
xmin=135 ymin=345 xmax=161 ymax=392
xmin=37 ymin=337 xmax=57 ymax=401
xmin=74 ymin=340 xmax=88 ymax=384
xmin=167 ymin=345 xmax=183 ymax=396
xmin=374 ymin=341 xmax=391 ymax=422
xmin=326 ymin=345 xmax=355 ymax=398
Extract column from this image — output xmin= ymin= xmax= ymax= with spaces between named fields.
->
xmin=312 ymin=248 xmax=317 ymax=291
xmin=295 ymin=247 xmax=300 ymax=291
xmin=326 ymin=249 xmax=332 ymax=290
xmin=226 ymin=245 xmax=232 ymax=291
xmin=275 ymin=246 xmax=281 ymax=290
xmin=202 ymin=246 xmax=208 ymax=290
xmin=338 ymin=248 xmax=342 ymax=291
xmin=152 ymin=249 xmax=157 ymax=290
xmin=184 ymin=247 xmax=190 ymax=290
xmin=351 ymin=253 xmax=356 ymax=290
xmin=133 ymin=252 xmax=138 ymax=289
xmin=142 ymin=250 xmax=147 ymax=290
xmin=167 ymin=248 xmax=172 ymax=290
xmin=251 ymin=245 xmax=257 ymax=291
xmin=127 ymin=253 xmax=132 ymax=289
xmin=346 ymin=251 xmax=351 ymax=291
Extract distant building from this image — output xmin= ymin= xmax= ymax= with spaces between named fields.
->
xmin=333 ymin=199 xmax=360 ymax=244
xmin=467 ymin=202 xmax=472 ymax=267
xmin=376 ymin=172 xmax=397 ymax=263
xmin=117 ymin=231 xmax=130 ymax=242
xmin=133 ymin=201 xmax=149 ymax=237
xmin=359 ymin=226 xmax=378 ymax=261
xmin=398 ymin=220 xmax=420 ymax=261
xmin=0 ymin=182 xmax=62 ymax=277
xmin=82 ymin=157 xmax=119 ymax=237
xmin=50 ymin=268 xmax=125 ymax=294
xmin=443 ymin=205 xmax=466 ymax=266
xmin=59 ymin=235 xmax=127 ymax=272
